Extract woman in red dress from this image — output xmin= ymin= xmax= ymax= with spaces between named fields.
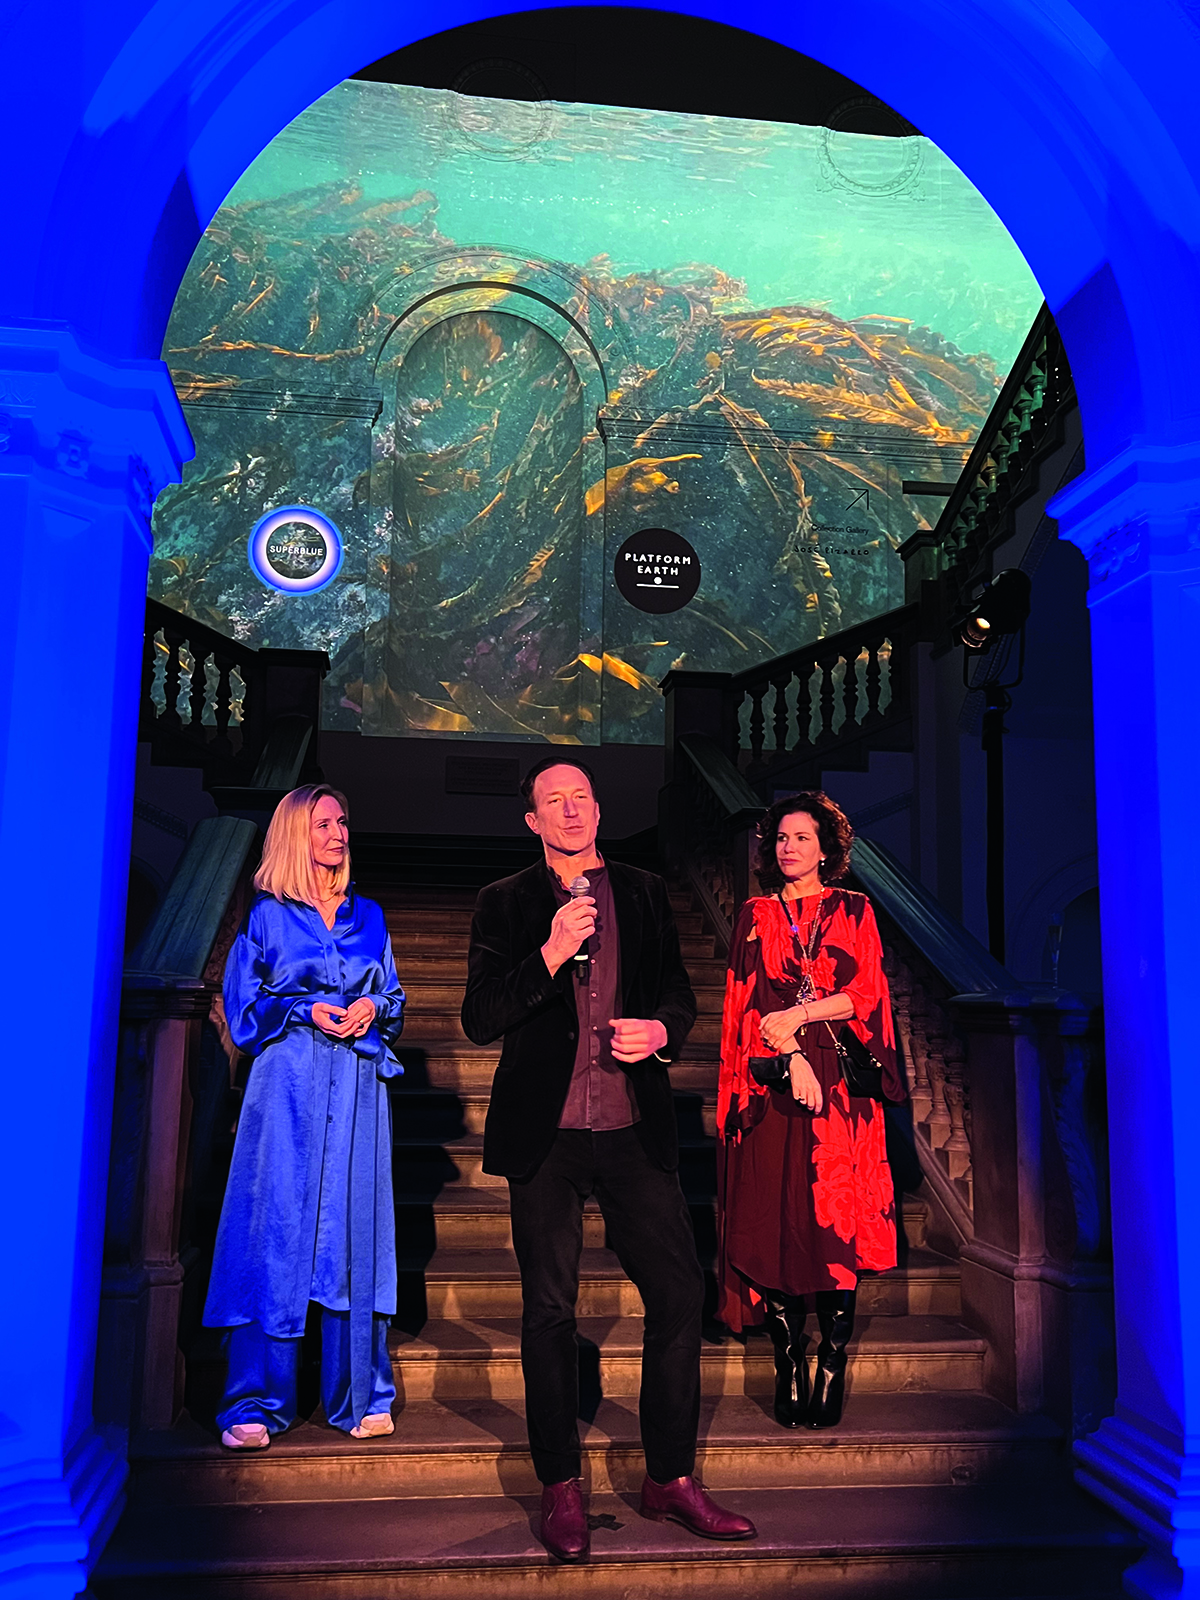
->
xmin=716 ymin=791 xmax=905 ymax=1429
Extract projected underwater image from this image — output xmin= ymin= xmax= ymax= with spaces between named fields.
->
xmin=152 ymin=81 xmax=1041 ymax=743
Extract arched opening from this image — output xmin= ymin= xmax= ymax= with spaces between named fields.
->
xmin=9 ymin=4 xmax=1200 ymax=1596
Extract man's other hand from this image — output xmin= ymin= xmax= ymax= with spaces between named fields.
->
xmin=609 ymin=1017 xmax=669 ymax=1062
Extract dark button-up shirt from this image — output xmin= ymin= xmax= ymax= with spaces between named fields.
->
xmin=550 ymin=864 xmax=639 ymax=1130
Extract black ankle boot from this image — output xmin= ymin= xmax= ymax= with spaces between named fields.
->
xmin=806 ymin=1289 xmax=856 ymax=1428
xmin=763 ymin=1295 xmax=809 ymax=1427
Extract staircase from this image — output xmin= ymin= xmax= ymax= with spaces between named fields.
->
xmin=94 ymin=848 xmax=1137 ymax=1598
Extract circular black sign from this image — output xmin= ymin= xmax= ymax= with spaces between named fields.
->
xmin=614 ymin=529 xmax=701 ymax=614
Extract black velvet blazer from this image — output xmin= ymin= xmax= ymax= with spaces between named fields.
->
xmin=461 ymin=859 xmax=697 ymax=1180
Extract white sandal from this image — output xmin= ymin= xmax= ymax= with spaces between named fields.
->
xmin=221 ymin=1423 xmax=270 ymax=1450
xmin=350 ymin=1411 xmax=395 ymax=1439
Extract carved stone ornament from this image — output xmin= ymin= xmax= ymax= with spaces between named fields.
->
xmin=129 ymin=455 xmax=154 ymax=524
xmin=56 ymin=428 xmax=91 ymax=477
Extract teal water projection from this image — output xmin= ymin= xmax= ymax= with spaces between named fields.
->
xmin=152 ymin=81 xmax=1041 ymax=744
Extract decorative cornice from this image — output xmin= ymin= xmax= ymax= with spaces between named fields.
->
xmin=177 ymin=382 xmax=382 ymax=419
xmin=0 ymin=321 xmax=192 ymax=505
xmin=1049 ymin=438 xmax=1200 ymax=584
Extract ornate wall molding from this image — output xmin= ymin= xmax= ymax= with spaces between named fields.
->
xmin=1049 ymin=438 xmax=1200 ymax=597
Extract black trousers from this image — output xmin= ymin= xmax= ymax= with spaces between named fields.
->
xmin=507 ymin=1126 xmax=705 ymax=1486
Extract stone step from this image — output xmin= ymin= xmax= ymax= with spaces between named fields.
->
xmin=396 ymin=1011 xmax=723 ymax=1044
xmin=390 ymin=928 xmax=718 ymax=962
xmin=119 ymin=1392 xmax=1069 ymax=1509
xmin=388 ymin=908 xmax=710 ymax=939
xmin=400 ymin=980 xmax=727 ymax=1016
xmin=390 ymin=1049 xmax=718 ymax=1098
xmin=418 ymin=1228 xmax=943 ymax=1318
xmin=95 ymin=1478 xmax=1139 ymax=1600
xmin=392 ymin=1134 xmax=722 ymax=1192
xmin=394 ymin=954 xmax=730 ymax=987
xmin=409 ymin=1188 xmax=610 ymax=1250
xmin=389 ymin=1082 xmax=720 ymax=1139
xmin=393 ymin=1311 xmax=981 ymax=1400
xmin=396 ymin=1187 xmax=939 ymax=1277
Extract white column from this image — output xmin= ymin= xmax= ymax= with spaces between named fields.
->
xmin=1054 ymin=440 xmax=1200 ymax=1599
xmin=0 ymin=325 xmax=189 ymax=1599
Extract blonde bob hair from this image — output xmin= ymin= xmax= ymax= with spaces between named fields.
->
xmin=255 ymin=784 xmax=351 ymax=906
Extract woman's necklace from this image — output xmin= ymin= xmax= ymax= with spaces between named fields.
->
xmin=779 ymin=888 xmax=826 ymax=1003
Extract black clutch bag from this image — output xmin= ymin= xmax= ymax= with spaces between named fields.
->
xmin=830 ymin=1023 xmax=885 ymax=1101
xmin=748 ymin=1052 xmax=791 ymax=1087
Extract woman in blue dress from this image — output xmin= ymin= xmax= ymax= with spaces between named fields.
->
xmin=204 ymin=783 xmax=406 ymax=1450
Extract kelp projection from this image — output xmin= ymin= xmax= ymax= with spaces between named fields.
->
xmin=375 ymin=310 xmax=593 ymax=742
xmin=153 ymin=176 xmax=1004 ymax=742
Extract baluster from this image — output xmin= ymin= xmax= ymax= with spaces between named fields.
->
xmin=161 ymin=627 xmax=185 ymax=732
xmin=771 ymin=673 xmax=790 ymax=754
xmin=864 ymin=640 xmax=882 ymax=723
xmin=817 ymin=652 xmax=838 ymax=745
xmin=794 ymin=661 xmax=817 ymax=752
xmin=905 ymin=981 xmax=934 ymax=1124
xmin=213 ymin=653 xmax=235 ymax=758
xmin=923 ymin=1013 xmax=953 ymax=1153
xmin=942 ymin=1041 xmax=972 ymax=1184
xmin=747 ymin=685 xmax=767 ymax=769
xmin=139 ymin=623 xmax=157 ymax=731
xmin=878 ymin=637 xmax=893 ymax=718
xmin=187 ymin=643 xmax=211 ymax=744
xmin=841 ymin=647 xmax=860 ymax=737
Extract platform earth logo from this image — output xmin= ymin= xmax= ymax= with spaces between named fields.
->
xmin=615 ymin=528 xmax=701 ymax=614
xmin=249 ymin=506 xmax=344 ymax=595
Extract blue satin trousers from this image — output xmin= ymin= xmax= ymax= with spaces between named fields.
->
xmin=217 ymin=1308 xmax=396 ymax=1435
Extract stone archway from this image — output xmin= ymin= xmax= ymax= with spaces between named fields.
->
xmin=3 ymin=5 xmax=1200 ymax=1596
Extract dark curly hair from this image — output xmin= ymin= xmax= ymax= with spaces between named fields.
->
xmin=755 ymin=791 xmax=854 ymax=891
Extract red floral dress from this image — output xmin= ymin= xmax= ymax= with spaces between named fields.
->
xmin=716 ymin=889 xmax=905 ymax=1331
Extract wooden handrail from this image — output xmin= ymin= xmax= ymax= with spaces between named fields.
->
xmin=678 ymin=733 xmax=763 ymax=825
xmin=850 ymin=836 xmax=1011 ymax=997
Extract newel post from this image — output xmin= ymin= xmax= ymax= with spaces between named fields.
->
xmin=96 ymin=981 xmax=213 ymax=1434
xmin=659 ymin=669 xmax=734 ymax=876
xmin=950 ymin=988 xmax=1113 ymax=1435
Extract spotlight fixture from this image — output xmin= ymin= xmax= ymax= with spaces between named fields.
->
xmin=956 ymin=569 xmax=1031 ymax=651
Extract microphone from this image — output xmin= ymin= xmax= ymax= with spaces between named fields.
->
xmin=568 ymin=875 xmax=591 ymax=972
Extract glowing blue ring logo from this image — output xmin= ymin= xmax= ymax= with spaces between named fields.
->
xmin=249 ymin=506 xmax=344 ymax=594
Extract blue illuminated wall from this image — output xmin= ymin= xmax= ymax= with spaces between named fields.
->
xmin=150 ymin=81 xmax=1040 ymax=744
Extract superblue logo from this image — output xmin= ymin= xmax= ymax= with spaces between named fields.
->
xmin=248 ymin=506 xmax=344 ymax=594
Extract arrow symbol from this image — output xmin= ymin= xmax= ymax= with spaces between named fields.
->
xmin=845 ymin=488 xmax=870 ymax=513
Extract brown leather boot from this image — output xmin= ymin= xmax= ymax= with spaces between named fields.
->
xmin=539 ymin=1478 xmax=588 ymax=1561
xmin=639 ymin=1475 xmax=757 ymax=1540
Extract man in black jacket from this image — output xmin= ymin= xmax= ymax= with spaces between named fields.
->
xmin=461 ymin=756 xmax=756 ymax=1560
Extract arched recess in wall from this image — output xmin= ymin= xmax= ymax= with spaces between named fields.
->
xmin=1008 ymin=852 xmax=1100 ymax=987
xmin=369 ymin=275 xmax=611 ymax=744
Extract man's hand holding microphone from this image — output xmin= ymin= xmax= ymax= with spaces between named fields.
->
xmin=540 ymin=882 xmax=669 ymax=1062
xmin=541 ymin=891 xmax=597 ymax=978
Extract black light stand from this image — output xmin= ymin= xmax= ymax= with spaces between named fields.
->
xmin=981 ymin=682 xmax=1013 ymax=962
xmin=953 ymin=570 xmax=1031 ymax=966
